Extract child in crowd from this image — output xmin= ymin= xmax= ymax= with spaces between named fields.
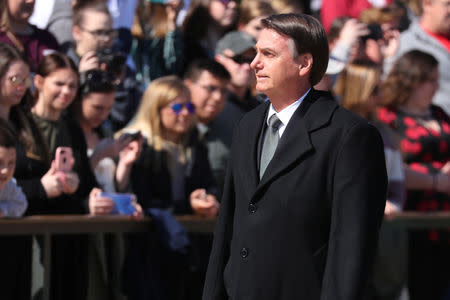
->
xmin=0 ymin=122 xmax=27 ymax=218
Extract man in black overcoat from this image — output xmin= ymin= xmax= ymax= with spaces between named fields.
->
xmin=203 ymin=13 xmax=388 ymax=300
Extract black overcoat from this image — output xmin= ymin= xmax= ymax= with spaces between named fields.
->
xmin=203 ymin=89 xmax=388 ymax=300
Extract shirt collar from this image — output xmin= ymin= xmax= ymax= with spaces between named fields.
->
xmin=266 ymin=88 xmax=311 ymax=127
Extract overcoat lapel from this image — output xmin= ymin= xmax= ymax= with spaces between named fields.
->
xmin=240 ymin=101 xmax=270 ymax=200
xmin=252 ymin=90 xmax=338 ymax=202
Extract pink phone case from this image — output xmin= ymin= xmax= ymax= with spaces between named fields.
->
xmin=54 ymin=147 xmax=73 ymax=172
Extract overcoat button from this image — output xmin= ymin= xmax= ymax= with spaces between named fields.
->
xmin=240 ymin=247 xmax=249 ymax=258
xmin=248 ymin=203 xmax=257 ymax=214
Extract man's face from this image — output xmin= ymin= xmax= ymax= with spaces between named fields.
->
xmin=185 ymin=71 xmax=228 ymax=124
xmin=73 ymin=10 xmax=114 ymax=56
xmin=423 ymin=0 xmax=450 ymax=35
xmin=216 ymin=48 xmax=255 ymax=89
xmin=250 ymin=28 xmax=302 ymax=97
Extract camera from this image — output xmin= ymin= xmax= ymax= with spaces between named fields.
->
xmin=96 ymin=48 xmax=127 ymax=79
xmin=360 ymin=23 xmax=383 ymax=42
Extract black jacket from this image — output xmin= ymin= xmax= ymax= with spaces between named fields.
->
xmin=203 ymin=89 xmax=388 ymax=300
xmin=131 ymin=130 xmax=218 ymax=215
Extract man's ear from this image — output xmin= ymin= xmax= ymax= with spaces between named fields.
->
xmin=298 ymin=53 xmax=313 ymax=77
xmin=184 ymin=78 xmax=193 ymax=88
xmin=73 ymin=25 xmax=82 ymax=43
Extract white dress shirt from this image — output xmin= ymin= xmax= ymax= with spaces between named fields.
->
xmin=266 ymin=88 xmax=311 ymax=137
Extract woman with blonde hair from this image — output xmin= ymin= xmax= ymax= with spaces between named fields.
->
xmin=121 ymin=75 xmax=218 ymax=299
xmin=124 ymin=75 xmax=218 ymax=215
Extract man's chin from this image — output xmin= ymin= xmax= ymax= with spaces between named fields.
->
xmin=255 ymin=83 xmax=269 ymax=94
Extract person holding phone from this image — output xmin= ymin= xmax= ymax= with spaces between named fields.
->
xmin=31 ymin=51 xmax=108 ymax=300
xmin=72 ymin=69 xmax=143 ymax=209
xmin=69 ymin=68 xmax=143 ymax=299
xmin=120 ymin=75 xmax=219 ymax=299
xmin=0 ymin=43 xmax=83 ymax=298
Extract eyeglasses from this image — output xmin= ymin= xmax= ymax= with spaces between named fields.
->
xmin=195 ymin=83 xmax=228 ymax=95
xmin=79 ymin=26 xmax=118 ymax=40
xmin=226 ymin=54 xmax=254 ymax=65
xmin=170 ymin=102 xmax=195 ymax=115
xmin=8 ymin=75 xmax=32 ymax=88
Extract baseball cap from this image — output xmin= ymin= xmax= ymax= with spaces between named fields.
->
xmin=215 ymin=31 xmax=256 ymax=56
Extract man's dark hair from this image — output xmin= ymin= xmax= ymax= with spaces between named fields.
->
xmin=0 ymin=119 xmax=16 ymax=149
xmin=184 ymin=58 xmax=231 ymax=82
xmin=72 ymin=1 xmax=110 ymax=27
xmin=261 ymin=13 xmax=329 ymax=86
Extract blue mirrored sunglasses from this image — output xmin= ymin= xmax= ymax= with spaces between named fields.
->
xmin=171 ymin=102 xmax=195 ymax=115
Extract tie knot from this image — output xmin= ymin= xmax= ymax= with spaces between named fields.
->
xmin=269 ymin=114 xmax=282 ymax=131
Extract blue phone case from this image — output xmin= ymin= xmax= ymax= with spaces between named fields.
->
xmin=100 ymin=193 xmax=135 ymax=215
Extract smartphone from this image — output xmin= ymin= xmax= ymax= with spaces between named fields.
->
xmin=122 ymin=131 xmax=142 ymax=141
xmin=54 ymin=147 xmax=74 ymax=172
xmin=100 ymin=192 xmax=136 ymax=215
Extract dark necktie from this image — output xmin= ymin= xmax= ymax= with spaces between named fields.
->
xmin=260 ymin=114 xmax=282 ymax=179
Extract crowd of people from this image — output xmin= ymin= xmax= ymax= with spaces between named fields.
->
xmin=0 ymin=0 xmax=448 ymax=299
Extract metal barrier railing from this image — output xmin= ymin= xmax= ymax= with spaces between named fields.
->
xmin=0 ymin=212 xmax=448 ymax=300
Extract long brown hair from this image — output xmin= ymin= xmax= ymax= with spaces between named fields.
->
xmin=33 ymin=52 xmax=79 ymax=101
xmin=0 ymin=43 xmax=50 ymax=164
xmin=381 ymin=50 xmax=438 ymax=108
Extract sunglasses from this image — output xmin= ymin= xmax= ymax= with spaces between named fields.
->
xmin=8 ymin=75 xmax=32 ymax=88
xmin=227 ymin=54 xmax=254 ymax=65
xmin=170 ymin=102 xmax=195 ymax=115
